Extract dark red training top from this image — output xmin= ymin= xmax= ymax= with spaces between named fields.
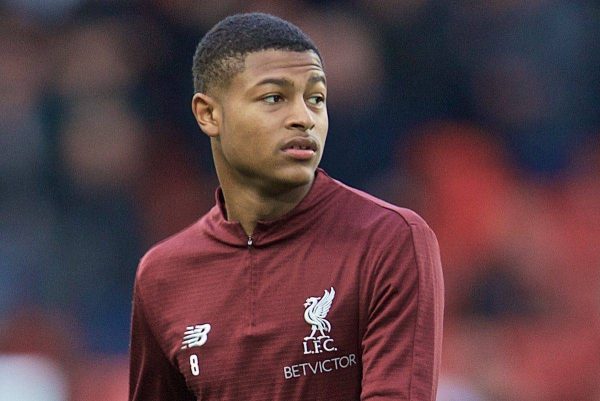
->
xmin=129 ymin=169 xmax=444 ymax=401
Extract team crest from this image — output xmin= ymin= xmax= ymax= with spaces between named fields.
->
xmin=302 ymin=287 xmax=338 ymax=354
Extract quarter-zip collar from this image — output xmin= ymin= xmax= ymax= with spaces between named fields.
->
xmin=203 ymin=168 xmax=336 ymax=247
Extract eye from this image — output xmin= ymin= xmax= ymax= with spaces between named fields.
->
xmin=307 ymin=95 xmax=325 ymax=106
xmin=263 ymin=94 xmax=284 ymax=104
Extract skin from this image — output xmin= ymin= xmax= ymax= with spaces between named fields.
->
xmin=192 ymin=49 xmax=328 ymax=236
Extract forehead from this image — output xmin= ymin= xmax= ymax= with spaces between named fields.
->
xmin=238 ymin=49 xmax=325 ymax=86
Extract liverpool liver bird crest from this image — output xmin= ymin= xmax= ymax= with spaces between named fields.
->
xmin=303 ymin=287 xmax=335 ymax=340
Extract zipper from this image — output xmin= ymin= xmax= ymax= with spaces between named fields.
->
xmin=247 ymin=235 xmax=255 ymax=328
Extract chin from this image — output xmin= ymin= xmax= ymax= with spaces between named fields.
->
xmin=271 ymin=164 xmax=316 ymax=189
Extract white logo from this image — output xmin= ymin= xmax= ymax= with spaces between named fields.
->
xmin=181 ymin=323 xmax=211 ymax=349
xmin=283 ymin=287 xmax=357 ymax=379
xmin=303 ymin=287 xmax=337 ymax=354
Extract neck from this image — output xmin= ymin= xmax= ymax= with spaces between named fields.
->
xmin=211 ymin=140 xmax=316 ymax=236
xmin=220 ymin=180 xmax=312 ymax=236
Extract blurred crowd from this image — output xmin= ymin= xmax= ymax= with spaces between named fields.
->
xmin=0 ymin=0 xmax=598 ymax=400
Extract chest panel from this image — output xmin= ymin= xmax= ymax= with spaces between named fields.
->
xmin=159 ymin=243 xmax=367 ymax=400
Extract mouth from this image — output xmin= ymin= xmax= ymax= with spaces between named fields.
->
xmin=281 ymin=137 xmax=318 ymax=160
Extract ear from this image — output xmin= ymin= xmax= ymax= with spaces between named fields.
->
xmin=192 ymin=92 xmax=220 ymax=137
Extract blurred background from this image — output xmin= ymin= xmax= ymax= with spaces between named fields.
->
xmin=0 ymin=0 xmax=599 ymax=400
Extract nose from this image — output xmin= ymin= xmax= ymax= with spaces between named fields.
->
xmin=286 ymin=97 xmax=315 ymax=132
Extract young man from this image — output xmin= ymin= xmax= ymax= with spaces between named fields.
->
xmin=129 ymin=13 xmax=443 ymax=401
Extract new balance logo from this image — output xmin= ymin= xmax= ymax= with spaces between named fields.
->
xmin=181 ymin=323 xmax=211 ymax=349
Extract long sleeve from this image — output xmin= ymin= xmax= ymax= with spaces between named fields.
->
xmin=361 ymin=222 xmax=444 ymax=401
xmin=129 ymin=281 xmax=196 ymax=401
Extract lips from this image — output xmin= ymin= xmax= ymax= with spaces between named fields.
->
xmin=282 ymin=137 xmax=318 ymax=152
xmin=281 ymin=137 xmax=318 ymax=160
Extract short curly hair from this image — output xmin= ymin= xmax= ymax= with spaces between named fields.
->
xmin=192 ymin=13 xmax=322 ymax=94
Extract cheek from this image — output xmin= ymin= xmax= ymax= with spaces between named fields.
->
xmin=316 ymin=114 xmax=329 ymax=146
xmin=221 ymin=113 xmax=271 ymax=162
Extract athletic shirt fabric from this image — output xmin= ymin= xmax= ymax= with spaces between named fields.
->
xmin=129 ymin=169 xmax=444 ymax=401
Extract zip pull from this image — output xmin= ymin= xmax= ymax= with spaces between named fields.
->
xmin=247 ymin=236 xmax=253 ymax=248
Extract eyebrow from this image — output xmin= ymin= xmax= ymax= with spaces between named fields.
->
xmin=308 ymin=74 xmax=327 ymax=86
xmin=255 ymin=77 xmax=295 ymax=88
xmin=254 ymin=74 xmax=327 ymax=89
